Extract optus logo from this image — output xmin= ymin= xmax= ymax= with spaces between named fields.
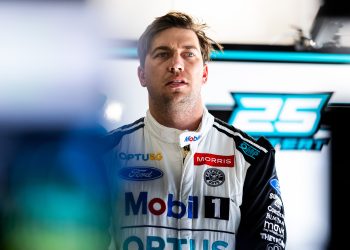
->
xmin=123 ymin=236 xmax=228 ymax=250
xmin=117 ymin=152 xmax=163 ymax=161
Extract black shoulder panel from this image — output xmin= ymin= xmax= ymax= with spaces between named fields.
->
xmin=213 ymin=118 xmax=273 ymax=164
xmin=101 ymin=117 xmax=145 ymax=152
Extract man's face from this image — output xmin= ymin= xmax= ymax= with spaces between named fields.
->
xmin=138 ymin=27 xmax=208 ymax=109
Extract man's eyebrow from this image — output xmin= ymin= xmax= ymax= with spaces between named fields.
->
xmin=183 ymin=45 xmax=200 ymax=50
xmin=150 ymin=45 xmax=200 ymax=55
xmin=150 ymin=46 xmax=170 ymax=55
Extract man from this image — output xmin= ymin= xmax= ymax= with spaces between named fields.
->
xmin=105 ymin=11 xmax=287 ymax=249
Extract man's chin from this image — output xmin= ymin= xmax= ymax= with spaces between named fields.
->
xmin=164 ymin=94 xmax=193 ymax=106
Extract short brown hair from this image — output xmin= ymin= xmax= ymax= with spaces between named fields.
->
xmin=137 ymin=11 xmax=223 ymax=67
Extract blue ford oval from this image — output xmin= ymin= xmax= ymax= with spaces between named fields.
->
xmin=118 ymin=167 xmax=163 ymax=181
xmin=270 ymin=178 xmax=281 ymax=195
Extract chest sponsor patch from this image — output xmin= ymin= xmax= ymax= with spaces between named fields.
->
xmin=204 ymin=196 xmax=230 ymax=220
xmin=194 ymin=153 xmax=234 ymax=167
xmin=204 ymin=168 xmax=225 ymax=187
xmin=118 ymin=167 xmax=163 ymax=181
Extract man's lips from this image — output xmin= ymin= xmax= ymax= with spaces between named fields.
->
xmin=166 ymin=79 xmax=188 ymax=87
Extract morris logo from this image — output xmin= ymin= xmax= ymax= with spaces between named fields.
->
xmin=118 ymin=167 xmax=163 ymax=181
xmin=194 ymin=153 xmax=234 ymax=167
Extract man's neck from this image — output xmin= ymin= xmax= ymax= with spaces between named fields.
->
xmin=149 ymin=104 xmax=203 ymax=131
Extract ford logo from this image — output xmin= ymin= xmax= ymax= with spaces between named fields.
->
xmin=118 ymin=167 xmax=163 ymax=181
xmin=270 ymin=178 xmax=281 ymax=195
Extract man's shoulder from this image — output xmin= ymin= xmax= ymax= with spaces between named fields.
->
xmin=211 ymin=117 xmax=274 ymax=157
xmin=102 ymin=117 xmax=145 ymax=152
xmin=108 ymin=117 xmax=145 ymax=135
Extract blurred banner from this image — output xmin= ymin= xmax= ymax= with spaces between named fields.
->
xmin=0 ymin=2 xmax=116 ymax=250
xmin=0 ymin=1 xmax=107 ymax=128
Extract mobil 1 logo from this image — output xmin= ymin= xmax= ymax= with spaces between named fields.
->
xmin=204 ymin=196 xmax=230 ymax=220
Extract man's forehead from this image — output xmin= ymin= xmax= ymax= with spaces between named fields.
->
xmin=149 ymin=28 xmax=201 ymax=51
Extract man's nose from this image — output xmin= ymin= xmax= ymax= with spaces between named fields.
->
xmin=168 ymin=55 xmax=184 ymax=73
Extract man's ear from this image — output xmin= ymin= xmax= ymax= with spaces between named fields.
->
xmin=138 ymin=66 xmax=147 ymax=87
xmin=202 ymin=64 xmax=208 ymax=85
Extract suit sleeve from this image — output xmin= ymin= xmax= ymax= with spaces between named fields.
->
xmin=236 ymin=137 xmax=287 ymax=249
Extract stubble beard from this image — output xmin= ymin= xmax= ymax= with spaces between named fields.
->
xmin=155 ymin=89 xmax=199 ymax=116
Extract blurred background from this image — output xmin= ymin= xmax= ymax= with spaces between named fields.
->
xmin=1 ymin=0 xmax=349 ymax=249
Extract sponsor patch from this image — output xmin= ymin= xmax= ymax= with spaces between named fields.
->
xmin=179 ymin=131 xmax=202 ymax=147
xmin=117 ymin=152 xmax=163 ymax=161
xmin=270 ymin=179 xmax=281 ymax=195
xmin=266 ymin=243 xmax=282 ymax=250
xmin=238 ymin=141 xmax=260 ymax=159
xmin=125 ymin=192 xmax=198 ymax=218
xmin=204 ymin=196 xmax=230 ymax=220
xmin=194 ymin=153 xmax=234 ymax=167
xmin=123 ymin=236 xmax=229 ymax=250
xmin=118 ymin=167 xmax=163 ymax=181
xmin=203 ymin=168 xmax=225 ymax=187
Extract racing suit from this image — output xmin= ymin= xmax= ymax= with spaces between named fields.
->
xmin=104 ymin=108 xmax=287 ymax=250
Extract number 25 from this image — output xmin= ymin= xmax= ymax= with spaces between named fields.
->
xmin=228 ymin=93 xmax=331 ymax=137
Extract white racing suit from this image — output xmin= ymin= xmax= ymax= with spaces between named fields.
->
xmin=104 ymin=108 xmax=287 ymax=250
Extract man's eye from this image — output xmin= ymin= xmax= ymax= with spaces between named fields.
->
xmin=155 ymin=52 xmax=169 ymax=58
xmin=184 ymin=52 xmax=195 ymax=57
